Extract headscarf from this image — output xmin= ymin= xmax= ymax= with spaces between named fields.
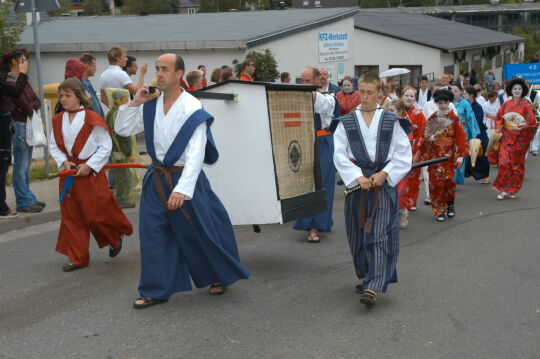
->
xmin=64 ymin=58 xmax=85 ymax=81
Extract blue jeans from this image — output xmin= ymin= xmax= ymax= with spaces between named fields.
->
xmin=12 ymin=121 xmax=37 ymax=210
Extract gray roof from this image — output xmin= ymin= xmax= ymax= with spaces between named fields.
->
xmin=360 ymin=3 xmax=540 ymax=14
xmin=19 ymin=7 xmax=358 ymax=52
xmin=354 ymin=12 xmax=525 ymax=52
xmin=179 ymin=0 xmax=199 ymax=8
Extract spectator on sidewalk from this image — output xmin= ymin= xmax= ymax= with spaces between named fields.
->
xmin=122 ymin=55 xmax=148 ymax=99
xmin=79 ymin=53 xmax=104 ymax=117
xmin=55 ymin=58 xmax=86 ymax=114
xmin=198 ymin=65 xmax=208 ymax=88
xmin=0 ymin=51 xmax=28 ymax=219
xmin=5 ymin=48 xmax=44 ymax=213
xmin=210 ymin=67 xmax=223 ymax=84
xmin=239 ymin=59 xmax=255 ymax=81
xmin=318 ymin=68 xmax=340 ymax=94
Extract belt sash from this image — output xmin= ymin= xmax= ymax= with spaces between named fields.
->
xmin=150 ymin=163 xmax=191 ymax=218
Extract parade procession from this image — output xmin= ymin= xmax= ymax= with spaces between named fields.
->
xmin=1 ymin=1 xmax=539 ymax=358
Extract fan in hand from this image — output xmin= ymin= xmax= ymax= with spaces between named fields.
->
xmin=424 ymin=115 xmax=453 ymax=137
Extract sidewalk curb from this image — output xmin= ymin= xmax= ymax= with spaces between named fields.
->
xmin=0 ymin=210 xmax=61 ymax=235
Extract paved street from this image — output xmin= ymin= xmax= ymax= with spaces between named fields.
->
xmin=1 ymin=159 xmax=539 ymax=359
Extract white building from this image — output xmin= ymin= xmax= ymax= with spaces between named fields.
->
xmin=18 ymin=7 xmax=524 ymax=90
xmin=18 ymin=8 xmax=358 ymax=88
xmin=353 ymin=12 xmax=525 ymax=85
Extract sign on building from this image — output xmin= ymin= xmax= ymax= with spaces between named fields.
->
xmin=503 ymin=63 xmax=540 ymax=84
xmin=319 ymin=32 xmax=348 ymax=63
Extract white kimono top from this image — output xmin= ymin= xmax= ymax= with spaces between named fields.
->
xmin=314 ymin=92 xmax=336 ymax=129
xmin=333 ymin=108 xmax=412 ymax=189
xmin=114 ymin=91 xmax=206 ymax=200
xmin=49 ymin=110 xmax=112 ymax=173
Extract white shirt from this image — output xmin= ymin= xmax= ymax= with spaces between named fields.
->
xmin=114 ymin=91 xmax=206 ymax=200
xmin=99 ymin=65 xmax=132 ymax=90
xmin=476 ymin=96 xmax=487 ymax=107
xmin=314 ymin=92 xmax=336 ymax=129
xmin=49 ymin=110 xmax=112 ymax=172
xmin=482 ymin=100 xmax=500 ymax=131
xmin=333 ymin=109 xmax=412 ymax=188
xmin=417 ymin=88 xmax=429 ymax=107
xmin=422 ymin=100 xmax=457 ymax=120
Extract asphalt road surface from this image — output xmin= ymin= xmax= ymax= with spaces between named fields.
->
xmin=1 ymin=159 xmax=539 ymax=359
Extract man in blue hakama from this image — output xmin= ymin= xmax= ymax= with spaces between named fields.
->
xmin=115 ymin=54 xmax=250 ymax=309
xmin=294 ymin=67 xmax=340 ymax=243
xmin=333 ymin=72 xmax=411 ymax=307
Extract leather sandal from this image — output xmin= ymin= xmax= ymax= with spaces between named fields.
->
xmin=307 ymin=233 xmax=320 ymax=243
xmin=62 ymin=263 xmax=82 ymax=272
xmin=133 ymin=297 xmax=169 ymax=309
xmin=208 ymin=283 xmax=227 ymax=295
xmin=109 ymin=238 xmax=123 ymax=258
xmin=360 ymin=289 xmax=378 ymax=306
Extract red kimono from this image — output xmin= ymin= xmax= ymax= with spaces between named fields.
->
xmin=492 ymin=99 xmax=537 ymax=195
xmin=52 ymin=110 xmax=133 ymax=267
xmin=336 ymin=90 xmax=361 ymax=115
xmin=398 ymin=106 xmax=426 ymax=210
xmin=420 ymin=111 xmax=468 ymax=216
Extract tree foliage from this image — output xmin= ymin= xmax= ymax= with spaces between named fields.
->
xmin=122 ymin=0 xmax=175 ymax=15
xmin=0 ymin=2 xmax=26 ymax=71
xmin=47 ymin=0 xmax=71 ymax=16
xmin=233 ymin=49 xmax=279 ymax=82
xmin=199 ymin=0 xmax=291 ymax=12
xmin=512 ymin=25 xmax=540 ymax=63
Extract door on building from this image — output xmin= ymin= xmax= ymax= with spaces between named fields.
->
xmin=355 ymin=65 xmax=380 ymax=77
xmin=389 ymin=65 xmax=423 ymax=88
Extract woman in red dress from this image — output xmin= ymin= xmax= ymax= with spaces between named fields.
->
xmin=492 ymin=78 xmax=537 ymax=200
xmin=419 ymin=89 xmax=468 ymax=222
xmin=336 ymin=76 xmax=360 ymax=115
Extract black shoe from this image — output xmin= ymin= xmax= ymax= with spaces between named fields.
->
xmin=447 ymin=205 xmax=455 ymax=218
xmin=62 ymin=263 xmax=82 ymax=272
xmin=109 ymin=238 xmax=123 ymax=258
xmin=436 ymin=214 xmax=446 ymax=222
xmin=423 ymin=198 xmax=431 ymax=205
xmin=133 ymin=297 xmax=169 ymax=309
xmin=337 ymin=179 xmax=344 ymax=185
xmin=35 ymin=201 xmax=46 ymax=208
xmin=20 ymin=204 xmax=43 ymax=213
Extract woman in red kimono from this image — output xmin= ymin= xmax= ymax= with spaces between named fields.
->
xmin=420 ymin=89 xmax=468 ymax=222
xmin=49 ymin=78 xmax=133 ymax=272
xmin=492 ymin=78 xmax=537 ymax=200
xmin=336 ymin=76 xmax=360 ymax=115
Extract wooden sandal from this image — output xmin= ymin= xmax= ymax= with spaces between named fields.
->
xmin=307 ymin=233 xmax=320 ymax=243
xmin=360 ymin=289 xmax=378 ymax=306
xmin=133 ymin=297 xmax=169 ymax=309
xmin=209 ymin=283 xmax=227 ymax=295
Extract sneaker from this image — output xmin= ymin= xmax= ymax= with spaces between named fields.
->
xmin=0 ymin=209 xmax=19 ymax=220
xmin=20 ymin=204 xmax=43 ymax=213
xmin=399 ymin=209 xmax=409 ymax=229
xmin=436 ymin=214 xmax=446 ymax=222
xmin=35 ymin=201 xmax=46 ymax=208
xmin=410 ymin=206 xmax=417 ymax=211
xmin=447 ymin=205 xmax=456 ymax=218
xmin=532 ymin=151 xmax=538 ymax=156
xmin=509 ymin=194 xmax=517 ymax=199
xmin=423 ymin=198 xmax=431 ymax=205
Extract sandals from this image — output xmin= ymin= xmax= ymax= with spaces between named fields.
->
xmin=62 ymin=263 xmax=82 ymax=272
xmin=109 ymin=237 xmax=123 ymax=258
xmin=133 ymin=297 xmax=169 ymax=309
xmin=355 ymin=282 xmax=364 ymax=294
xmin=496 ymin=192 xmax=507 ymax=200
xmin=208 ymin=283 xmax=227 ymax=295
xmin=360 ymin=289 xmax=378 ymax=306
xmin=307 ymin=233 xmax=320 ymax=243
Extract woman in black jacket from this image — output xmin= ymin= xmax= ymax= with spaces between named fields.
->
xmin=0 ymin=53 xmax=28 ymax=219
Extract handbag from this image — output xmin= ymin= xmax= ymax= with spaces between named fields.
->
xmin=26 ymin=110 xmax=47 ymax=147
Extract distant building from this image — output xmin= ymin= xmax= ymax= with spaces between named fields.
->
xmin=292 ymin=0 xmax=357 ymax=8
xmin=361 ymin=3 xmax=540 ymax=33
xmin=179 ymin=0 xmax=200 ymax=14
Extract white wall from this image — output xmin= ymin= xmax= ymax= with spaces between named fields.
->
xmin=353 ymin=29 xmax=443 ymax=77
xmin=250 ymin=17 xmax=355 ymax=83
xmin=27 ymin=48 xmax=244 ymax=90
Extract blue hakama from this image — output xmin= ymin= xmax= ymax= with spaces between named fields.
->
xmin=138 ymin=101 xmax=250 ymax=299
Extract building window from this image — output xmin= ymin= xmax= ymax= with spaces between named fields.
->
xmin=444 ymin=65 xmax=455 ymax=77
xmin=303 ymin=1 xmax=309 ymax=5
xmin=355 ymin=65 xmax=379 ymax=77
xmin=460 ymin=62 xmax=469 ymax=74
xmin=495 ymin=55 xmax=503 ymax=68
xmin=504 ymin=49 xmax=512 ymax=65
xmin=188 ymin=8 xmax=196 ymax=14
xmin=314 ymin=0 xmax=321 ymax=5
xmin=471 ymin=54 xmax=481 ymax=72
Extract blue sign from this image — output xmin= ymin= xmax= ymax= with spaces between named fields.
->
xmin=503 ymin=63 xmax=540 ymax=84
